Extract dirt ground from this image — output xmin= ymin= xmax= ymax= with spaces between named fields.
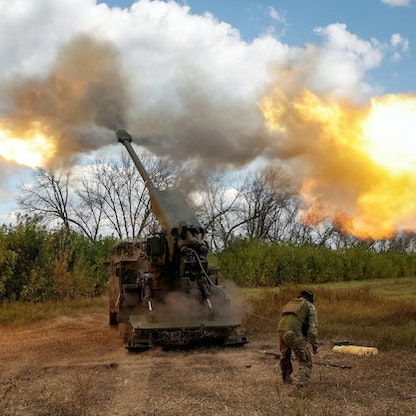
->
xmin=0 ymin=312 xmax=415 ymax=416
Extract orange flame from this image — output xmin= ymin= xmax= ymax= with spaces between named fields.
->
xmin=260 ymin=90 xmax=416 ymax=239
xmin=0 ymin=121 xmax=57 ymax=168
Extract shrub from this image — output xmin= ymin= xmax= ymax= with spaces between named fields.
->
xmin=217 ymin=237 xmax=416 ymax=287
xmin=0 ymin=218 xmax=117 ymax=302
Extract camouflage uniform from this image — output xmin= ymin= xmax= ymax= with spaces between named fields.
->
xmin=277 ymin=294 xmax=318 ymax=387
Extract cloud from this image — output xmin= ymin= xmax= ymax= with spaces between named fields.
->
xmin=1 ymin=34 xmax=128 ymax=163
xmin=390 ymin=33 xmax=409 ymax=61
xmin=0 ymin=0 xmax=396 ymax=211
xmin=266 ymin=6 xmax=288 ymax=37
xmin=380 ymin=0 xmax=411 ymax=6
xmin=302 ymin=23 xmax=384 ymax=98
xmin=268 ymin=6 xmax=286 ymax=24
xmin=314 ymin=23 xmax=383 ymax=69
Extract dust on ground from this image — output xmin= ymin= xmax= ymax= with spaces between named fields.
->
xmin=0 ymin=313 xmax=415 ymax=416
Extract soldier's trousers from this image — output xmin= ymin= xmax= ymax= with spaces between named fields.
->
xmin=278 ymin=329 xmax=312 ymax=387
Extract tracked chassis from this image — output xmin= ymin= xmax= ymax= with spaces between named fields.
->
xmin=125 ymin=316 xmax=248 ymax=351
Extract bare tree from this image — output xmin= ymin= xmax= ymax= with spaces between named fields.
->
xmin=372 ymin=231 xmax=416 ymax=253
xmin=238 ymin=165 xmax=298 ymax=242
xmin=17 ymin=167 xmax=106 ymax=239
xmin=73 ymin=175 xmax=106 ymax=241
xmin=79 ymin=154 xmax=147 ymax=240
xmin=195 ymin=174 xmax=246 ymax=251
xmin=17 ymin=166 xmax=107 ymax=240
xmin=18 ymin=169 xmax=71 ymax=227
xmin=75 ymin=152 xmax=181 ymax=240
xmin=195 ymin=166 xmax=308 ymax=249
xmin=17 ymin=151 xmax=181 ymax=240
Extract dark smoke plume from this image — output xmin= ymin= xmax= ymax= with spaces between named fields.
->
xmin=1 ymin=33 xmax=130 ymax=167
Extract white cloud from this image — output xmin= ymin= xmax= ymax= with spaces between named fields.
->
xmin=266 ymin=6 xmax=288 ymax=38
xmin=308 ymin=23 xmax=384 ymax=98
xmin=268 ymin=6 xmax=286 ymax=24
xmin=314 ymin=23 xmax=383 ymax=70
xmin=380 ymin=0 xmax=411 ymax=7
xmin=390 ymin=33 xmax=409 ymax=61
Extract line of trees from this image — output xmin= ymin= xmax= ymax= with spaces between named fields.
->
xmin=16 ymin=151 xmax=416 ymax=253
xmin=1 ymin=150 xmax=415 ymax=302
xmin=217 ymin=238 xmax=416 ymax=287
xmin=2 ymin=215 xmax=415 ymax=302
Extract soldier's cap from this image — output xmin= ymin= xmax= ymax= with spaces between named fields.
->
xmin=299 ymin=289 xmax=314 ymax=303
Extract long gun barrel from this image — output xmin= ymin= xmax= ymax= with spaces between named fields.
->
xmin=116 ymin=129 xmax=156 ymax=192
xmin=116 ymin=129 xmax=203 ymax=235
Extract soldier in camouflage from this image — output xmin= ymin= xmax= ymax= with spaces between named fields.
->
xmin=277 ymin=289 xmax=318 ymax=388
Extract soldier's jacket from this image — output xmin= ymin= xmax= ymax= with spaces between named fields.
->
xmin=277 ymin=298 xmax=318 ymax=350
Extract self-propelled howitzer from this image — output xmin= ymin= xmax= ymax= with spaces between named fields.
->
xmin=107 ymin=129 xmax=247 ymax=350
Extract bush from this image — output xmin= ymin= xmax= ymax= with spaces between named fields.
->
xmin=217 ymin=237 xmax=416 ymax=287
xmin=0 ymin=218 xmax=117 ymax=302
xmin=0 ymin=229 xmax=17 ymax=301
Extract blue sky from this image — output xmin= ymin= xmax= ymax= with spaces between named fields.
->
xmin=99 ymin=0 xmax=415 ymax=93
xmin=209 ymin=0 xmax=413 ymax=93
xmin=0 ymin=0 xmax=415 ymax=231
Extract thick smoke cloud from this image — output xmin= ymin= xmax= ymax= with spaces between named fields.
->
xmin=0 ymin=0 xmax=402 ymax=214
xmin=1 ymin=34 xmax=129 ymax=167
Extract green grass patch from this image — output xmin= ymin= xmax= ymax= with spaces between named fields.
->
xmin=0 ymin=296 xmax=107 ymax=327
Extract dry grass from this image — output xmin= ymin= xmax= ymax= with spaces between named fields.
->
xmin=0 ymin=314 xmax=415 ymax=416
xmin=1 ymin=278 xmax=415 ymax=415
xmin=0 ymin=296 xmax=107 ymax=326
xmin=2 ymin=277 xmax=415 ymax=349
xmin=243 ymin=277 xmax=416 ymax=350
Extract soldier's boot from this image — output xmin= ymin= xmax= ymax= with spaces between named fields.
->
xmin=281 ymin=362 xmax=293 ymax=384
xmin=283 ymin=375 xmax=293 ymax=384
